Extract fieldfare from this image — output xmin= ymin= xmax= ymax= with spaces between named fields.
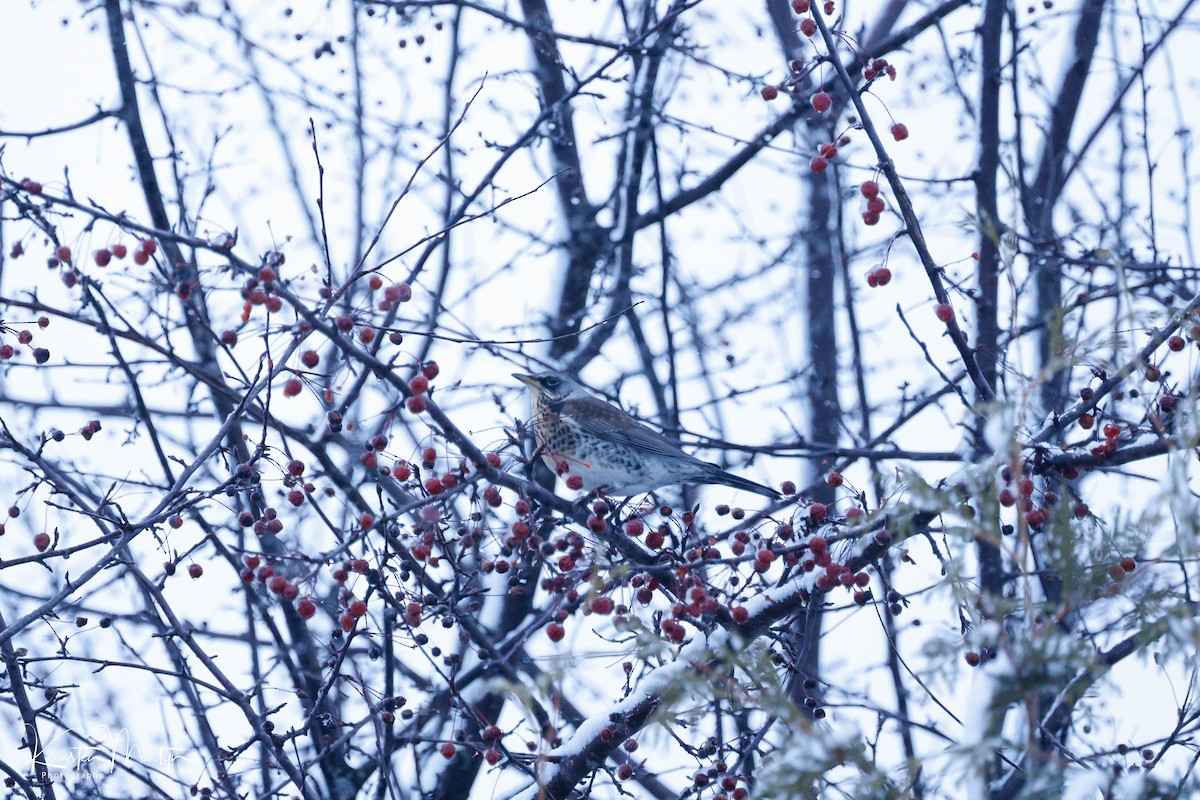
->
xmin=514 ymin=371 xmax=779 ymax=498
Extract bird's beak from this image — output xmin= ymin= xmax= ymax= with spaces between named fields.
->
xmin=512 ymin=373 xmax=537 ymax=387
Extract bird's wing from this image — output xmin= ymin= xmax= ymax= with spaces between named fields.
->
xmin=559 ymin=395 xmax=703 ymax=463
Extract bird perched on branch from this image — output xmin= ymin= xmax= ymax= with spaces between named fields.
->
xmin=514 ymin=371 xmax=779 ymax=498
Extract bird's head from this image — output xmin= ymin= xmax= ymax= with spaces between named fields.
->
xmin=512 ymin=371 xmax=585 ymax=405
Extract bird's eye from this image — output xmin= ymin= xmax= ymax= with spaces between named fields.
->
xmin=544 ymin=376 xmax=561 ymax=388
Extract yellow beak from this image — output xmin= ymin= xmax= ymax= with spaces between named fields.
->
xmin=512 ymin=373 xmax=537 ymax=387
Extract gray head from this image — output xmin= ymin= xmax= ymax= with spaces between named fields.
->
xmin=512 ymin=371 xmax=588 ymax=404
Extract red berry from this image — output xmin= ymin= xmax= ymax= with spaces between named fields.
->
xmin=590 ymin=596 xmax=614 ymax=614
xmin=17 ymin=330 xmax=32 ymax=345
xmin=624 ymin=519 xmax=644 ymax=536
xmin=1079 ymin=413 xmax=1094 ymax=429
xmin=874 ymin=267 xmax=892 ymax=285
xmin=999 ymin=488 xmax=1015 ymax=507
xmin=760 ymin=86 xmax=779 ymax=101
xmin=422 ymin=361 xmax=440 ymax=379
xmin=393 ymin=462 xmax=412 ymax=481
xmin=826 ymin=472 xmax=843 ymax=487
xmin=808 ymin=502 xmax=828 ymax=522
xmin=1168 ymin=335 xmax=1185 ymax=352
xmin=810 ymin=156 xmax=828 ymax=173
xmin=367 ymin=275 xmax=383 ymax=290
xmin=297 ymin=598 xmax=317 ymax=619
xmin=731 ymin=606 xmax=750 ymax=624
xmin=483 ymin=486 xmax=502 ymax=507
xmin=862 ymin=210 xmax=880 ymax=226
xmin=791 ymin=0 xmax=810 ymax=11
xmin=545 ymin=623 xmax=565 ymax=642
xmin=300 ymin=350 xmax=319 ymax=368
xmin=566 ymin=474 xmax=584 ymax=490
xmin=282 ymin=378 xmax=303 ymax=397
xmin=258 ymin=266 xmax=277 ymax=284
xmin=349 ymin=599 xmax=368 ymax=617
xmin=93 ymin=249 xmax=111 ymax=267
xmin=409 ymin=374 xmax=429 ymax=395
xmin=485 ymin=452 xmax=502 ymax=469
xmin=339 ymin=612 xmax=355 ymax=632
xmin=1120 ymin=557 xmax=1136 ymax=572
xmin=818 ymin=142 xmax=837 ymax=159
xmin=188 ymin=563 xmax=203 ymax=579
xmin=935 ymin=303 xmax=954 ymax=323
xmin=360 ymin=512 xmax=375 ymax=529
xmin=33 ymin=532 xmax=51 ymax=551
xmin=288 ymin=490 xmax=304 ymax=507
xmin=133 ymin=250 xmax=149 ymax=265
xmin=384 ymin=283 xmax=412 ymax=302
xmin=56 ymin=246 xmax=72 ymax=263
xmin=799 ymin=18 xmax=817 ymax=36
xmin=1160 ymin=395 xmax=1177 ymax=413
xmin=890 ymin=123 xmax=909 ymax=141
xmin=810 ymin=91 xmax=831 ymax=113
xmin=406 ymin=395 xmax=427 ymax=413
xmin=866 ymin=196 xmax=884 ymax=214
xmin=860 ymin=181 xmax=879 ymax=198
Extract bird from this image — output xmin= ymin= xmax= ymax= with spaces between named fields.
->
xmin=513 ymin=371 xmax=779 ymax=498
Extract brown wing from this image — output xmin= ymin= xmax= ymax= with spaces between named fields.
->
xmin=558 ymin=395 xmax=705 ymax=464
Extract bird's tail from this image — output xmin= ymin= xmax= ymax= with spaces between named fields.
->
xmin=711 ymin=468 xmax=780 ymax=499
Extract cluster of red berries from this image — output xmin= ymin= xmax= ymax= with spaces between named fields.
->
xmin=0 ymin=317 xmax=51 ymax=363
xmin=996 ymin=467 xmax=1053 ymax=528
xmin=810 ymin=134 xmax=851 ymax=174
xmin=861 ymin=56 xmax=897 ymax=82
xmin=406 ymin=361 xmax=438 ymax=413
xmin=1107 ymin=556 xmax=1137 ymax=582
xmin=860 ymin=180 xmax=885 ymax=226
xmin=368 ymin=279 xmax=413 ymax=313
